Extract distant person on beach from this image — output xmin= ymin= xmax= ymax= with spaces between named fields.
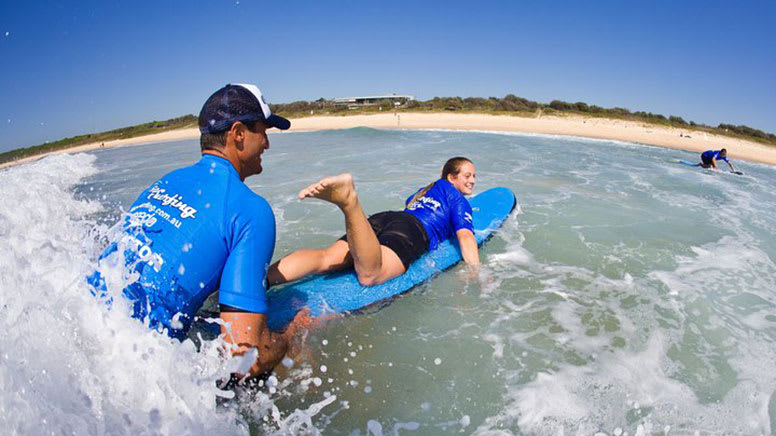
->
xmin=699 ymin=148 xmax=737 ymax=172
xmin=88 ymin=83 xmax=298 ymax=379
xmin=267 ymin=157 xmax=479 ymax=287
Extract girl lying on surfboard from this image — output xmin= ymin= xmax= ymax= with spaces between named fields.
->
xmin=267 ymin=157 xmax=479 ymax=287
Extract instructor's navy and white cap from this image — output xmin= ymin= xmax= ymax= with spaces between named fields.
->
xmin=199 ymin=83 xmax=291 ymax=134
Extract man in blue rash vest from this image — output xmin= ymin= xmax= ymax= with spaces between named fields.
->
xmin=699 ymin=148 xmax=737 ymax=172
xmin=88 ymin=83 xmax=297 ymax=378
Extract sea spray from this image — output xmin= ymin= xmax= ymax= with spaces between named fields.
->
xmin=0 ymin=154 xmax=336 ymax=435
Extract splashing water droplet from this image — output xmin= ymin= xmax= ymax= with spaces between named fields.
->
xmin=170 ymin=313 xmax=184 ymax=330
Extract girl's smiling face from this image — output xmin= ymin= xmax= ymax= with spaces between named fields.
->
xmin=447 ymin=161 xmax=476 ymax=195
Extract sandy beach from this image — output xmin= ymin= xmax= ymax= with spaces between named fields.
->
xmin=4 ymin=112 xmax=775 ymax=168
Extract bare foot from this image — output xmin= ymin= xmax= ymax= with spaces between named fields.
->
xmin=298 ymin=173 xmax=358 ymax=209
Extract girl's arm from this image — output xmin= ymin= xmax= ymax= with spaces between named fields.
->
xmin=456 ymin=228 xmax=480 ymax=266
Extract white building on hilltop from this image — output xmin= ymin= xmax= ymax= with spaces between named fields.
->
xmin=333 ymin=94 xmax=415 ymax=109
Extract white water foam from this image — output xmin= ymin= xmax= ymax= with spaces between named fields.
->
xmin=474 ymin=331 xmax=772 ymax=435
xmin=0 ymin=154 xmax=338 ymax=435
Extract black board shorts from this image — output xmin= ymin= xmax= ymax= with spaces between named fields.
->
xmin=340 ymin=211 xmax=429 ymax=269
xmin=701 ymin=154 xmax=714 ymax=166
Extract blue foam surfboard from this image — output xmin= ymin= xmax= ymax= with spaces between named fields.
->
xmin=677 ymin=159 xmax=744 ymax=175
xmin=266 ymin=187 xmax=517 ymax=330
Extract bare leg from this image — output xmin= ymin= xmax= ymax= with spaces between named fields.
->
xmin=298 ymin=173 xmax=405 ymax=286
xmin=268 ymin=240 xmax=352 ymax=286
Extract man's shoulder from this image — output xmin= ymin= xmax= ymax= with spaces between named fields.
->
xmin=229 ymin=182 xmax=270 ymax=207
xmin=141 ymin=162 xmax=212 ymax=199
xmin=159 ymin=160 xmax=204 ymax=181
xmin=226 ymin=186 xmax=273 ymax=225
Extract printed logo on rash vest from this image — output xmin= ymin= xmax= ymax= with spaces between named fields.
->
xmin=147 ymin=186 xmax=198 ymax=219
xmin=406 ymin=195 xmax=441 ymax=211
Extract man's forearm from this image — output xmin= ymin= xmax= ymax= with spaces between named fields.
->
xmin=249 ymin=330 xmax=288 ymax=376
xmin=220 ymin=312 xmax=289 ymax=378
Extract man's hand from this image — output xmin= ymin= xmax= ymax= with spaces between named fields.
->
xmin=280 ymin=309 xmax=310 ymax=358
xmin=220 ymin=312 xmax=289 ymax=378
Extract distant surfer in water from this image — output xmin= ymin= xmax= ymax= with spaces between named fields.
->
xmin=268 ymin=157 xmax=479 ymax=287
xmin=699 ymin=148 xmax=737 ymax=172
xmin=89 ymin=83 xmax=301 ymax=380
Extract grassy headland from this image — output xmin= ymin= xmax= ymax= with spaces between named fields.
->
xmin=0 ymin=115 xmax=197 ymax=165
xmin=2 ymin=96 xmax=774 ymax=166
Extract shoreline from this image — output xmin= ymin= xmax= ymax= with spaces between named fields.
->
xmin=3 ymin=113 xmax=775 ymax=169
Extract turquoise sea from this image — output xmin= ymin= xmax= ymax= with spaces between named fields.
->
xmin=1 ymin=128 xmax=775 ymax=435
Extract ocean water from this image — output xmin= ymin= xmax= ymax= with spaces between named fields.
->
xmin=2 ymin=128 xmax=776 ymax=435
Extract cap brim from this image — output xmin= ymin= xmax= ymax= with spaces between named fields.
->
xmin=266 ymin=114 xmax=291 ymax=130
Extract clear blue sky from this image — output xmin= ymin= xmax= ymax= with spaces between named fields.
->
xmin=0 ymin=0 xmax=774 ymax=152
